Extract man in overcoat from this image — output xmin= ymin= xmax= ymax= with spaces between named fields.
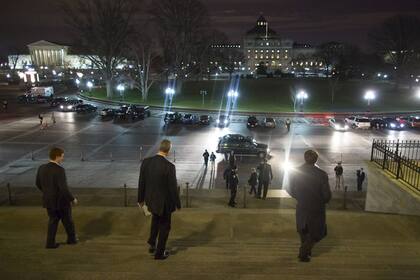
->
xmin=289 ymin=150 xmax=332 ymax=262
xmin=138 ymin=139 xmax=181 ymax=260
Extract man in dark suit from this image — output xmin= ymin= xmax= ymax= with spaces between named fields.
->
xmin=36 ymin=147 xmax=78 ymax=249
xmin=257 ymin=159 xmax=273 ymax=199
xmin=289 ymin=150 xmax=331 ymax=262
xmin=138 ymin=139 xmax=181 ymax=260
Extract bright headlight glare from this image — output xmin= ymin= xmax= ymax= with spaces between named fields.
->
xmin=60 ymin=105 xmax=64 ymax=109
xmin=67 ymin=105 xmax=73 ymax=109
xmin=224 ymin=120 xmax=228 ymax=124
xmin=390 ymin=123 xmax=396 ymax=128
xmin=216 ymin=119 xmax=220 ymax=123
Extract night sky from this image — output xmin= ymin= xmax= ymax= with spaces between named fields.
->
xmin=1 ymin=0 xmax=420 ymax=58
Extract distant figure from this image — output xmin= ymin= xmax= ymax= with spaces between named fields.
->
xmin=138 ymin=139 xmax=181 ymax=260
xmin=334 ymin=162 xmax=344 ymax=190
xmin=2 ymin=100 xmax=8 ymax=112
xmin=289 ymin=150 xmax=332 ymax=262
xmin=51 ymin=112 xmax=56 ymax=124
xmin=257 ymin=159 xmax=273 ymax=199
xmin=357 ymin=168 xmax=366 ymax=191
xmin=248 ymin=168 xmax=258 ymax=196
xmin=229 ymin=151 xmax=236 ymax=168
xmin=210 ymin=152 xmax=216 ymax=164
xmin=286 ymin=118 xmax=291 ymax=132
xmin=203 ymin=150 xmax=210 ymax=167
xmin=39 ymin=114 xmax=44 ymax=126
xmin=223 ymin=167 xmax=231 ymax=190
xmin=228 ymin=168 xmax=239 ymax=207
xmin=36 ymin=147 xmax=78 ymax=249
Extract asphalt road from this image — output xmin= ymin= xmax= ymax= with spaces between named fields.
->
xmin=1 ymin=86 xmax=419 ymax=192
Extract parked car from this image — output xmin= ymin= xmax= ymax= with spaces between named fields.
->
xmin=164 ymin=112 xmax=183 ymax=124
xmin=329 ymin=118 xmax=349 ymax=131
xmin=370 ymin=118 xmax=386 ymax=129
xmin=382 ymin=117 xmax=407 ymax=130
xmin=199 ymin=115 xmax=212 ymax=125
xmin=406 ymin=116 xmax=420 ymax=128
xmin=262 ymin=117 xmax=276 ymax=128
xmin=114 ymin=105 xmax=130 ymax=120
xmin=50 ymin=97 xmax=68 ymax=107
xmin=345 ymin=116 xmax=371 ymax=129
xmin=76 ymin=104 xmax=97 ymax=113
xmin=34 ymin=95 xmax=52 ymax=104
xmin=58 ymin=99 xmax=83 ymax=112
xmin=216 ymin=115 xmax=230 ymax=127
xmin=17 ymin=94 xmax=36 ymax=103
xmin=216 ymin=134 xmax=269 ymax=158
xmin=100 ymin=108 xmax=116 ymax=119
xmin=134 ymin=106 xmax=151 ymax=119
xmin=182 ymin=114 xmax=198 ymax=124
xmin=247 ymin=116 xmax=259 ymax=128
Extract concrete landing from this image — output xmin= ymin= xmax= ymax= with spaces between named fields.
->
xmin=1 ymin=207 xmax=420 ymax=279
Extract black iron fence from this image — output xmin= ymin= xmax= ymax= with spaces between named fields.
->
xmin=371 ymin=139 xmax=420 ymax=191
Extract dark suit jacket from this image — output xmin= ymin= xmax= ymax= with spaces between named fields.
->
xmin=36 ymin=162 xmax=74 ymax=209
xmin=257 ymin=163 xmax=273 ymax=182
xmin=138 ymin=155 xmax=181 ymax=216
xmin=289 ymin=163 xmax=331 ymax=242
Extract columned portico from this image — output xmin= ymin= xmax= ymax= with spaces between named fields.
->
xmin=28 ymin=40 xmax=69 ymax=68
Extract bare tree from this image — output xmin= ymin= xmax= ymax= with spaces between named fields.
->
xmin=129 ymin=24 xmax=162 ymax=101
xmin=8 ymin=54 xmax=20 ymax=70
xmin=150 ymin=0 xmax=212 ymax=88
xmin=370 ymin=15 xmax=420 ymax=87
xmin=61 ymin=0 xmax=139 ymax=98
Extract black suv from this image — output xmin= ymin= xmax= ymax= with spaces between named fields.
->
xmin=114 ymin=105 xmax=150 ymax=120
xmin=164 ymin=112 xmax=183 ymax=124
xmin=247 ymin=116 xmax=259 ymax=128
xmin=216 ymin=134 xmax=269 ymax=157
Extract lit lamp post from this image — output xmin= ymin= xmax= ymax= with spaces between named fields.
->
xmin=117 ymin=84 xmax=125 ymax=101
xmin=227 ymin=90 xmax=239 ymax=98
xmin=165 ymin=87 xmax=175 ymax=96
xmin=86 ymin=81 xmax=93 ymax=96
xmin=200 ymin=90 xmax=208 ymax=106
xmin=364 ymin=90 xmax=376 ymax=110
xmin=296 ymin=90 xmax=308 ymax=112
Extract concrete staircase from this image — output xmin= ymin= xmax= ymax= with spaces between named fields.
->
xmin=1 ymin=207 xmax=420 ymax=279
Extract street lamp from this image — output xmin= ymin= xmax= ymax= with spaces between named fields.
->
xmin=117 ymin=84 xmax=125 ymax=101
xmin=200 ymin=90 xmax=207 ymax=106
xmin=86 ymin=81 xmax=93 ymax=93
xmin=227 ymin=90 xmax=239 ymax=98
xmin=364 ymin=90 xmax=376 ymax=107
xmin=296 ymin=90 xmax=308 ymax=112
xmin=165 ymin=87 xmax=175 ymax=96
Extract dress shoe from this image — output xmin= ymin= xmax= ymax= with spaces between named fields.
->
xmin=154 ymin=251 xmax=170 ymax=260
xmin=46 ymin=243 xmax=60 ymax=249
xmin=148 ymin=246 xmax=156 ymax=254
xmin=299 ymin=256 xmax=311 ymax=262
xmin=67 ymin=237 xmax=79 ymax=245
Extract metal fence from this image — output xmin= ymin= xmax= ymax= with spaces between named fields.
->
xmin=371 ymin=139 xmax=420 ymax=191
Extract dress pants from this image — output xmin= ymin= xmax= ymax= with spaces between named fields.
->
xmin=299 ymin=226 xmax=316 ymax=259
xmin=229 ymin=185 xmax=237 ymax=205
xmin=46 ymin=207 xmax=76 ymax=247
xmin=148 ymin=212 xmax=172 ymax=256
xmin=257 ymin=181 xmax=269 ymax=199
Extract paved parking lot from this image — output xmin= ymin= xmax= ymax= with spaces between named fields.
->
xmin=1 ymin=87 xmax=419 ymax=193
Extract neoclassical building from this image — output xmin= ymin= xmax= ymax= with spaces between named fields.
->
xmin=9 ymin=40 xmax=96 ymax=69
xmin=243 ymin=15 xmax=319 ymax=74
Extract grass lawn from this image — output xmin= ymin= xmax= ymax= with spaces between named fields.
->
xmin=83 ymin=78 xmax=420 ymax=113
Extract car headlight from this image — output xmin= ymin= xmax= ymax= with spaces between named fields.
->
xmin=216 ymin=119 xmax=220 ymax=124
xmin=224 ymin=120 xmax=228 ymax=124
xmin=400 ymin=124 xmax=405 ymax=128
xmin=344 ymin=125 xmax=349 ymax=129
xmin=390 ymin=123 xmax=396 ymax=128
xmin=67 ymin=105 xmax=73 ymax=109
xmin=60 ymin=105 xmax=64 ymax=109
